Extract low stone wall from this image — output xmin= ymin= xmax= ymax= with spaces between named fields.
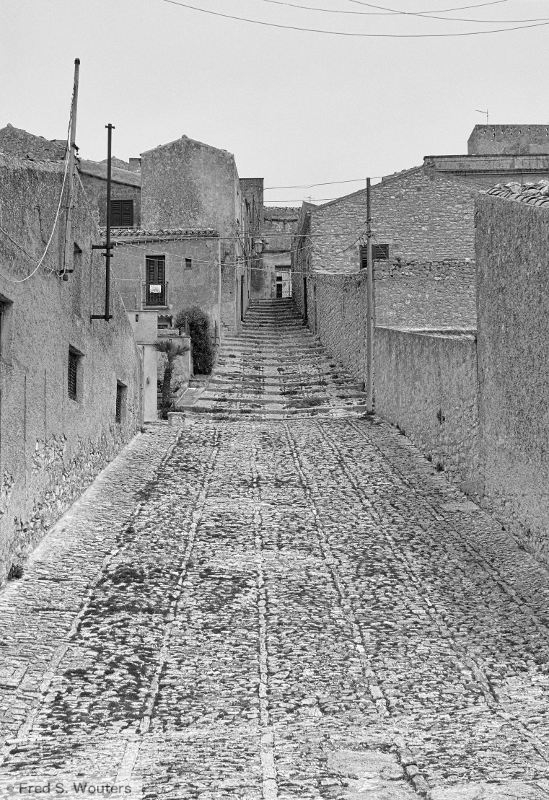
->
xmin=314 ymin=272 xmax=368 ymax=386
xmin=374 ymin=327 xmax=482 ymax=498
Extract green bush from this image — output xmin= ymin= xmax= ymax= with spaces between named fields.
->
xmin=175 ymin=306 xmax=215 ymax=374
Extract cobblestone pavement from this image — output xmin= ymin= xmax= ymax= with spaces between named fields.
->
xmin=1 ymin=303 xmax=549 ymax=799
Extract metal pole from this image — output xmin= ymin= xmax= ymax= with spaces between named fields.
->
xmin=366 ymin=177 xmax=374 ymax=412
xmin=62 ymin=58 xmax=80 ymax=276
xmin=104 ymin=123 xmax=115 ymax=320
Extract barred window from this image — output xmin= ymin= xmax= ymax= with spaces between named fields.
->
xmin=68 ymin=349 xmax=79 ymax=401
xmin=115 ymin=381 xmax=126 ymax=423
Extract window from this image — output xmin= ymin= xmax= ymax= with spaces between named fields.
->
xmin=110 ymin=199 xmax=134 ymax=227
xmin=68 ymin=348 xmax=81 ymax=401
xmin=0 ymin=295 xmax=13 ymax=358
xmin=185 ymin=258 xmax=192 ymax=270
xmin=115 ymin=381 xmax=127 ymax=423
xmin=360 ymin=243 xmax=390 ymax=269
xmin=145 ymin=256 xmax=166 ymax=306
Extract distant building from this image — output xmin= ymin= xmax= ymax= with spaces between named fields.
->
xmin=292 ymin=126 xmax=549 ymax=329
xmin=255 ymin=207 xmax=299 ymax=300
xmin=0 ymin=150 xmax=141 ymax=585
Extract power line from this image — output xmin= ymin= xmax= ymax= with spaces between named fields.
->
xmin=346 ymin=0 xmax=546 ymax=24
xmin=160 ymin=0 xmax=549 ymax=36
xmin=264 ymin=177 xmax=374 ymax=189
xmin=258 ymin=0 xmax=548 ymax=24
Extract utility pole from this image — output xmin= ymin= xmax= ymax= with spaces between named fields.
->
xmin=365 ymin=177 xmax=374 ymax=413
xmin=62 ymin=58 xmax=80 ymax=277
xmin=91 ymin=123 xmax=115 ymax=321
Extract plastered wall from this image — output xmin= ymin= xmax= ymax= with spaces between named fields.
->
xmin=0 ymin=155 xmax=141 ymax=583
xmin=476 ymin=195 xmax=549 ymax=561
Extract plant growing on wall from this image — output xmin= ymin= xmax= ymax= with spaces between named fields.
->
xmin=154 ymin=338 xmax=190 ymax=419
xmin=175 ymin=306 xmax=215 ymax=375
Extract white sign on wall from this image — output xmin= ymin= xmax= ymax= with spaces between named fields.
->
xmin=149 ymin=284 xmax=162 ymax=293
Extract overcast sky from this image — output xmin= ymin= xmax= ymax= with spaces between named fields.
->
xmin=2 ymin=0 xmax=548 ymax=204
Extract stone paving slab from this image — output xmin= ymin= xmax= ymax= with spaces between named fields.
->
xmin=1 ymin=417 xmax=549 ymax=797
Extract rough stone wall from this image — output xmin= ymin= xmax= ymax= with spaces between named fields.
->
xmin=112 ymin=236 xmax=221 ymax=333
xmin=468 ymin=125 xmax=549 ymax=155
xmin=476 ymin=194 xmax=549 ymax=561
xmin=79 ymin=168 xmax=142 ymax=227
xmin=375 ymin=328 xmax=481 ymax=497
xmin=376 ymin=259 xmax=477 ymax=328
xmin=253 ymin=207 xmax=299 ymax=300
xmin=312 ymin=272 xmax=368 ymax=385
xmin=308 ymin=168 xmax=481 ymax=273
xmin=0 ymin=155 xmax=141 ymax=584
xmin=0 ymin=124 xmax=66 ymax=160
xmin=141 ymin=136 xmax=243 ymax=332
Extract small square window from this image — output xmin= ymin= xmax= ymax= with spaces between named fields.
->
xmin=110 ymin=200 xmax=134 ymax=227
xmin=68 ymin=349 xmax=80 ymax=401
xmin=360 ymin=243 xmax=390 ymax=269
xmin=185 ymin=258 xmax=192 ymax=270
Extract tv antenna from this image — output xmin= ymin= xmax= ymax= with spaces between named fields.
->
xmin=475 ymin=108 xmax=489 ymax=125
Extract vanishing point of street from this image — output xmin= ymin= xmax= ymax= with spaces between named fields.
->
xmin=1 ymin=302 xmax=549 ymax=800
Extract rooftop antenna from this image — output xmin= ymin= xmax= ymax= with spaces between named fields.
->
xmin=475 ymin=108 xmax=489 ymax=125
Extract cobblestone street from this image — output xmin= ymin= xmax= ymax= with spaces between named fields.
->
xmin=1 ymin=303 xmax=549 ymax=799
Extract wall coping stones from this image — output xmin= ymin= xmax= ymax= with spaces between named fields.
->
xmin=485 ymin=179 xmax=549 ymax=206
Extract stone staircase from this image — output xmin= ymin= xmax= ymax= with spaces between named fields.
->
xmin=180 ymin=298 xmax=369 ymax=420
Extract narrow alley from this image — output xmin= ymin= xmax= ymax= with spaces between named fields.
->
xmin=1 ymin=301 xmax=549 ymax=800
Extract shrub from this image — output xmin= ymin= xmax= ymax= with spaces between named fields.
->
xmin=175 ymin=306 xmax=215 ymax=374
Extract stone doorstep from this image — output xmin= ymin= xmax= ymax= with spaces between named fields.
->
xmin=174 ymin=386 xmax=206 ymax=408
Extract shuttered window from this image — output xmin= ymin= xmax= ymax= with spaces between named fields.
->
xmin=110 ymin=200 xmax=134 ymax=227
xmin=360 ymin=243 xmax=390 ymax=269
xmin=145 ymin=256 xmax=166 ymax=306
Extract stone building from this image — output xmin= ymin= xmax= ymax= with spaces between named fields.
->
xmin=139 ymin=135 xmax=252 ymax=333
xmin=0 ymin=152 xmax=141 ymax=585
xmin=292 ymin=126 xmax=549 ymax=330
xmin=79 ymin=157 xmax=142 ymax=228
xmin=254 ymin=207 xmax=300 ymax=300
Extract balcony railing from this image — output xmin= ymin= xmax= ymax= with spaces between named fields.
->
xmin=143 ymin=281 xmax=169 ymax=308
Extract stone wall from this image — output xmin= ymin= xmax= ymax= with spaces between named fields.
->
xmin=79 ymin=165 xmax=142 ymax=227
xmin=476 ymin=194 xmax=549 ymax=561
xmin=306 ymin=168 xmax=482 ymax=274
xmin=375 ymin=328 xmax=481 ymax=497
xmin=140 ymin=135 xmax=245 ymax=333
xmin=294 ymin=259 xmax=477 ymax=386
xmin=376 ymin=259 xmax=477 ymax=328
xmin=468 ymin=125 xmax=549 ymax=155
xmin=112 ymin=235 xmax=221 ymax=334
xmin=0 ymin=155 xmax=141 ymax=584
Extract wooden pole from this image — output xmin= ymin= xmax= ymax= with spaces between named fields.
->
xmin=366 ymin=177 xmax=374 ymax=412
xmin=62 ymin=58 xmax=80 ymax=276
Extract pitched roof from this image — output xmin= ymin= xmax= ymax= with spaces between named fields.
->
xmin=0 ymin=124 xmax=67 ymax=161
xmin=485 ymin=180 xmax=549 ymax=207
xmin=106 ymin=227 xmax=219 ymax=244
xmin=79 ymin=159 xmax=142 ymax=187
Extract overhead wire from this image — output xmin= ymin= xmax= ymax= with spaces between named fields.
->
xmin=160 ymin=0 xmax=549 ymax=36
xmin=259 ymin=0 xmax=515 ymax=13
xmin=0 ymin=109 xmax=72 ymax=284
xmin=258 ymin=0 xmax=548 ymax=24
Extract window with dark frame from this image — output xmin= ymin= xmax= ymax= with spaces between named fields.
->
xmin=110 ymin=199 xmax=134 ymax=227
xmin=115 ymin=381 xmax=126 ymax=423
xmin=145 ymin=255 xmax=166 ymax=306
xmin=68 ymin=349 xmax=79 ymax=401
xmin=360 ymin=243 xmax=390 ymax=269
xmin=185 ymin=258 xmax=192 ymax=270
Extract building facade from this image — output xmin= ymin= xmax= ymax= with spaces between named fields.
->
xmin=254 ymin=207 xmax=299 ymax=300
xmin=0 ymin=152 xmax=141 ymax=584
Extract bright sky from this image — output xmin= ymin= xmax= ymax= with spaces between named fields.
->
xmin=2 ymin=0 xmax=548 ymax=204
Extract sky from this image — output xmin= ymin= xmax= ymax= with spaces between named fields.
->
xmin=2 ymin=0 xmax=549 ymax=205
